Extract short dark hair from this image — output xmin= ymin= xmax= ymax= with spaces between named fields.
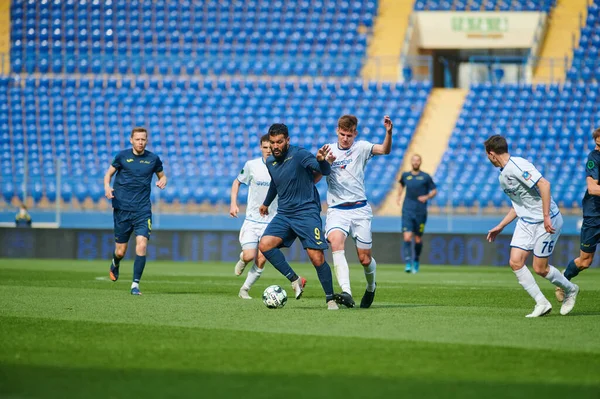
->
xmin=593 ymin=127 xmax=600 ymax=141
xmin=260 ymin=134 xmax=270 ymax=144
xmin=131 ymin=126 xmax=148 ymax=137
xmin=268 ymin=123 xmax=288 ymax=138
xmin=338 ymin=115 xmax=358 ymax=132
xmin=484 ymin=135 xmax=508 ymax=154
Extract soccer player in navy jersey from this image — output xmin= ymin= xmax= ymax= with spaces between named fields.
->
xmin=258 ymin=123 xmax=339 ymax=310
xmin=397 ymin=154 xmax=437 ymax=273
xmin=556 ymin=127 xmax=600 ymax=303
xmin=103 ymin=127 xmax=167 ymax=295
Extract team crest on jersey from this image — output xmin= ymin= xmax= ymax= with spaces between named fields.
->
xmin=522 ymin=171 xmax=531 ymax=180
xmin=345 ymin=149 xmax=353 ymax=157
xmin=588 ymin=160 xmax=595 ymax=169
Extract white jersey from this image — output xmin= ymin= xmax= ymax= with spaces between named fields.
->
xmin=499 ymin=157 xmax=559 ymax=223
xmin=237 ymin=158 xmax=277 ymax=223
xmin=326 ymin=140 xmax=374 ymax=207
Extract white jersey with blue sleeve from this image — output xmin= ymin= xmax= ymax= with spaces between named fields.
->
xmin=499 ymin=157 xmax=560 ymax=223
xmin=237 ymin=158 xmax=277 ymax=223
xmin=325 ymin=140 xmax=374 ymax=207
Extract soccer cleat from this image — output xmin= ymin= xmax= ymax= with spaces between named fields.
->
xmin=109 ymin=260 xmax=119 ymax=282
xmin=412 ymin=261 xmax=420 ymax=273
xmin=291 ymin=276 xmax=307 ymax=300
xmin=405 ymin=262 xmax=412 ymax=273
xmin=360 ymin=285 xmax=376 ymax=309
xmin=234 ymin=252 xmax=246 ymax=276
xmin=525 ymin=301 xmax=552 ymax=318
xmin=560 ymin=284 xmax=579 ymax=315
xmin=327 ymin=300 xmax=339 ymax=310
xmin=130 ymin=287 xmax=142 ymax=296
xmin=238 ymin=287 xmax=252 ymax=300
xmin=555 ymin=286 xmax=565 ymax=303
xmin=334 ymin=291 xmax=355 ymax=308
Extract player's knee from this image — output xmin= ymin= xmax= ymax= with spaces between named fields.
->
xmin=309 ymin=252 xmax=325 ymax=266
xmin=242 ymin=251 xmax=255 ymax=263
xmin=508 ymin=259 xmax=522 ymax=270
xmin=258 ymin=240 xmax=270 ymax=254
xmin=579 ymin=255 xmax=593 ymax=268
xmin=115 ymin=247 xmax=126 ymax=258
xmin=414 ymin=236 xmax=422 ymax=244
xmin=532 ymin=264 xmax=548 ymax=277
xmin=136 ymin=242 xmax=147 ymax=256
xmin=358 ymin=253 xmax=371 ymax=266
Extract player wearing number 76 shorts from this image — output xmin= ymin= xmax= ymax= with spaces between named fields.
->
xmin=484 ymin=135 xmax=579 ymax=318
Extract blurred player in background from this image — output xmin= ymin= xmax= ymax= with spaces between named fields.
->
xmin=229 ymin=134 xmax=278 ymax=299
xmin=258 ymin=123 xmax=339 ymax=310
xmin=323 ymin=115 xmax=393 ymax=309
xmin=104 ymin=127 xmax=167 ymax=295
xmin=484 ymin=135 xmax=578 ymax=317
xmin=556 ymin=127 xmax=600 ymax=302
xmin=397 ymin=154 xmax=437 ymax=273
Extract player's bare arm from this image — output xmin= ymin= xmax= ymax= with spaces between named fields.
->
xmin=372 ymin=115 xmax=393 ymax=156
xmin=418 ymin=188 xmax=437 ymax=203
xmin=536 ymin=177 xmax=556 ymax=234
xmin=229 ymin=179 xmax=241 ymax=217
xmin=487 ymin=207 xmax=517 ymax=242
xmin=155 ymin=170 xmax=167 ymax=189
xmin=396 ymin=179 xmax=405 ymax=205
xmin=586 ymin=176 xmax=600 ymax=196
xmin=103 ymin=165 xmax=117 ymax=199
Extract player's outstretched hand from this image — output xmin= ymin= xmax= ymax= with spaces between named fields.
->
xmin=105 ymin=187 xmax=114 ymax=199
xmin=487 ymin=225 xmax=503 ymax=242
xmin=543 ymin=215 xmax=556 ymax=234
xmin=317 ymin=144 xmax=331 ymax=161
xmin=230 ymin=205 xmax=239 ymax=218
xmin=259 ymin=204 xmax=269 ymax=217
xmin=326 ymin=150 xmax=336 ymax=163
xmin=156 ymin=176 xmax=167 ymax=189
xmin=384 ymin=115 xmax=393 ymax=133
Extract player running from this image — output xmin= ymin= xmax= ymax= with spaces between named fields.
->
xmin=323 ymin=114 xmax=393 ymax=309
xmin=104 ymin=127 xmax=167 ymax=295
xmin=229 ymin=134 xmax=278 ymax=299
xmin=397 ymin=154 xmax=437 ymax=274
xmin=258 ymin=123 xmax=339 ymax=310
xmin=485 ymin=135 xmax=579 ymax=317
xmin=556 ymin=127 xmax=600 ymax=302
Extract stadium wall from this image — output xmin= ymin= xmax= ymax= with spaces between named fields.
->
xmin=2 ymin=227 xmax=597 ymax=268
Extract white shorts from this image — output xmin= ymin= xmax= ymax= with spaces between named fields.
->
xmin=510 ymin=213 xmax=563 ymax=258
xmin=325 ymin=203 xmax=373 ymax=249
xmin=239 ymin=219 xmax=269 ymax=250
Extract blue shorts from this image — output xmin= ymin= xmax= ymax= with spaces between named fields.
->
xmin=263 ymin=212 xmax=328 ymax=250
xmin=580 ymin=216 xmax=600 ymax=253
xmin=113 ymin=209 xmax=152 ymax=243
xmin=402 ymin=212 xmax=427 ymax=236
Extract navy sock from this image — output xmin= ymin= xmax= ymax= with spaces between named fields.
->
xmin=564 ymin=259 xmax=581 ymax=281
xmin=262 ymin=248 xmax=298 ymax=282
xmin=133 ymin=255 xmax=146 ymax=283
xmin=315 ymin=261 xmax=335 ymax=302
xmin=113 ymin=252 xmax=123 ymax=267
xmin=403 ymin=241 xmax=412 ymax=263
xmin=414 ymin=242 xmax=423 ymax=262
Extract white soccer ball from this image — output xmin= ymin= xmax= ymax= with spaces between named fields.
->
xmin=262 ymin=285 xmax=288 ymax=309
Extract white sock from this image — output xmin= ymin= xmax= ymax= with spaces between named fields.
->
xmin=513 ymin=266 xmax=546 ymax=304
xmin=131 ymin=282 xmax=139 ymax=289
xmin=364 ymin=256 xmax=376 ymax=292
xmin=332 ymin=250 xmax=352 ymax=295
xmin=545 ymin=265 xmax=575 ymax=292
xmin=242 ymin=263 xmax=263 ymax=290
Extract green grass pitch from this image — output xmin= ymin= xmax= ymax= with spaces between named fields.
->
xmin=0 ymin=259 xmax=599 ymax=399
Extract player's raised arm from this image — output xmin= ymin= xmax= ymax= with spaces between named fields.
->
xmin=372 ymin=115 xmax=393 ymax=156
xmin=301 ymin=146 xmax=332 ymax=176
xmin=104 ymin=165 xmax=117 ymax=199
xmin=229 ymin=178 xmax=241 ymax=217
